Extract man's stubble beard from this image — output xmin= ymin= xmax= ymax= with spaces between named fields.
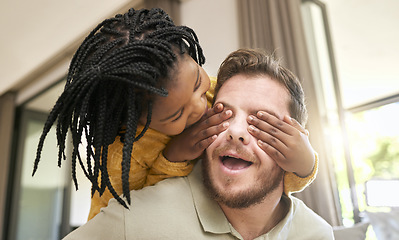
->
xmin=202 ymin=149 xmax=284 ymax=209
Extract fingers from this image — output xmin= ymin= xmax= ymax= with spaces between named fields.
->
xmin=191 ymin=107 xmax=231 ymax=146
xmin=256 ymin=139 xmax=285 ymax=163
xmin=248 ymin=124 xmax=288 ymax=152
xmin=200 ymin=108 xmax=232 ymax=130
xmin=198 ymin=121 xmax=229 ymax=141
xmin=247 ymin=111 xmax=292 ymax=137
xmin=194 ymin=134 xmax=217 ymax=150
xmin=283 ymin=115 xmax=308 ymax=136
xmin=248 ymin=126 xmax=287 ymax=164
xmin=213 ymin=102 xmax=224 ymax=113
xmin=247 ymin=111 xmax=299 ymax=152
xmin=203 ymin=103 xmax=224 ymax=119
xmin=193 ymin=117 xmax=230 ymax=151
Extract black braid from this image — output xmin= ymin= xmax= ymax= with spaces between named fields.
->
xmin=33 ymin=8 xmax=205 ymax=208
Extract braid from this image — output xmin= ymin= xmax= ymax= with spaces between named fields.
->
xmin=134 ymin=101 xmax=152 ymax=142
xmin=121 ymin=88 xmax=136 ymax=205
xmin=34 ymin=8 xmax=205 ymax=208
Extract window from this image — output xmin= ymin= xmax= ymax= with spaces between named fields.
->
xmin=7 ymin=80 xmax=91 ymax=239
xmin=301 ymin=0 xmax=399 ymax=228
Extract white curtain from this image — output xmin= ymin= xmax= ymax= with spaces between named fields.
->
xmin=237 ymin=0 xmax=341 ymax=226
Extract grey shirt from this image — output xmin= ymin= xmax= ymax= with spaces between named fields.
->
xmin=63 ymin=162 xmax=334 ymax=240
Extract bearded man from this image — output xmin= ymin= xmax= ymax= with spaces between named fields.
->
xmin=63 ymin=49 xmax=333 ymax=240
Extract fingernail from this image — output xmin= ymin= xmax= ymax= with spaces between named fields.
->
xmin=222 ymin=122 xmax=229 ymax=128
xmin=248 ymin=115 xmax=254 ymax=122
xmin=257 ymin=111 xmax=263 ymax=117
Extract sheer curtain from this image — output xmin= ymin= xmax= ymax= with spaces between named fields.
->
xmin=237 ymin=0 xmax=340 ymax=226
xmin=0 ymin=92 xmax=16 ymax=237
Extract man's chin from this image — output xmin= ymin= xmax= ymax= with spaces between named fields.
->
xmin=213 ymin=189 xmax=267 ymax=209
xmin=202 ymin=158 xmax=284 ymax=209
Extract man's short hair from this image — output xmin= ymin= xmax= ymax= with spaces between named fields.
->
xmin=214 ymin=48 xmax=308 ymax=125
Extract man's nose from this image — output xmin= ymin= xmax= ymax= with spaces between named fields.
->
xmin=226 ymin=116 xmax=250 ymax=145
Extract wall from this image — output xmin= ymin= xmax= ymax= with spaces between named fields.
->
xmin=0 ymin=0 xmax=140 ymax=96
xmin=181 ymin=0 xmax=240 ymax=77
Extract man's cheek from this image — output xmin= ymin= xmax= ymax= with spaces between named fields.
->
xmin=206 ymin=142 xmax=217 ymax=157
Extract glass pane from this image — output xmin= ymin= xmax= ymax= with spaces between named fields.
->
xmin=322 ymin=0 xmax=399 ymax=108
xmin=69 ymin=137 xmax=91 ymax=228
xmin=25 ymin=79 xmax=92 ymax=230
xmin=15 ymin=112 xmax=67 ymax=240
xmin=347 ymin=102 xmax=399 ymax=212
xmin=14 ymin=80 xmax=93 ymax=238
xmin=10 ymin=79 xmax=91 ymax=239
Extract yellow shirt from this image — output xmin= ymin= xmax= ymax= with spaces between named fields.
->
xmin=88 ymin=77 xmax=318 ymax=220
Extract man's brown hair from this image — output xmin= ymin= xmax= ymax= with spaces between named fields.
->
xmin=214 ymin=48 xmax=308 ymax=125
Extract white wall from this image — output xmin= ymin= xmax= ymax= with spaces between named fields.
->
xmin=0 ymin=0 xmax=139 ymax=96
xmin=181 ymin=0 xmax=239 ymax=77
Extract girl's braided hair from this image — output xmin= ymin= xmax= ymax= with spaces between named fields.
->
xmin=33 ymin=8 xmax=205 ymax=208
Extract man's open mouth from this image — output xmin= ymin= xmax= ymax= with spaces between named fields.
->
xmin=221 ymin=155 xmax=253 ymax=170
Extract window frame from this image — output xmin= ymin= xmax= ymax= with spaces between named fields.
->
xmin=302 ymin=0 xmax=399 ymax=224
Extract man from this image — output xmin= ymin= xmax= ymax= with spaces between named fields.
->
xmin=63 ymin=49 xmax=333 ymax=240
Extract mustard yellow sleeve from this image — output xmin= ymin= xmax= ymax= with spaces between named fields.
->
xmin=283 ymin=152 xmax=319 ymax=195
xmin=206 ymin=76 xmax=217 ymax=108
xmin=88 ymin=135 xmax=149 ymax=220
xmin=88 ymin=127 xmax=191 ymax=220
xmin=145 ymin=155 xmax=194 ymax=187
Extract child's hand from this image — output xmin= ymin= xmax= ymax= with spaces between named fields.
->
xmin=163 ymin=103 xmax=232 ymax=162
xmin=247 ymin=111 xmax=315 ymax=177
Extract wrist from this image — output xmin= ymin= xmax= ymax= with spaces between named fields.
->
xmin=293 ymin=162 xmax=315 ymax=178
xmin=163 ymin=147 xmax=185 ymax=162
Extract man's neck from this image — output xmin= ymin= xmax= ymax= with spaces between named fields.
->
xmin=219 ymin=189 xmax=289 ymax=240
